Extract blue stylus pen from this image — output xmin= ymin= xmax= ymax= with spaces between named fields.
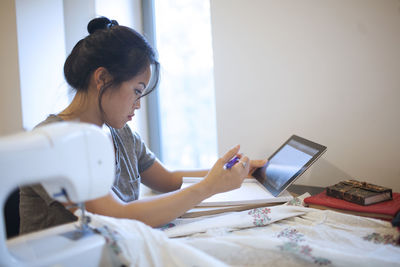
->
xmin=225 ymin=155 xmax=240 ymax=169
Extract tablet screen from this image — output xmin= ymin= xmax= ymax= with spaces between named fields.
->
xmin=253 ymin=135 xmax=327 ymax=197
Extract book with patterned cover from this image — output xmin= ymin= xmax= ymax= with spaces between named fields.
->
xmin=326 ymin=180 xmax=392 ymax=205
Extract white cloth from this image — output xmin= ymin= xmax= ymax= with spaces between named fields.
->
xmin=75 ymin=194 xmax=400 ymax=267
xmin=75 ymin=211 xmax=228 ymax=267
xmin=167 ymin=195 xmax=400 ymax=266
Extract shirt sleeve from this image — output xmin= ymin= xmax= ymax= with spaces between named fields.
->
xmin=121 ymin=125 xmax=156 ymax=173
xmin=132 ymin=130 xmax=156 ymax=173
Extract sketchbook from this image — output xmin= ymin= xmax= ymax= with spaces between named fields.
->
xmin=181 ymin=177 xmax=293 ymax=207
xmin=180 ymin=202 xmax=286 ymax=218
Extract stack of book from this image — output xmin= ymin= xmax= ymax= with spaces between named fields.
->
xmin=180 ymin=178 xmax=293 ymax=218
xmin=304 ymin=180 xmax=400 ymax=220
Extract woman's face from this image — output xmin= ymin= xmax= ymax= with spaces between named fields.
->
xmin=102 ymin=66 xmax=151 ymax=129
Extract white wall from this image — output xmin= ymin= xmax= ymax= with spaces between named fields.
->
xmin=0 ymin=0 xmax=23 ymax=136
xmin=1 ymin=0 xmax=149 ymax=141
xmin=211 ymin=0 xmax=400 ymax=191
xmin=63 ymin=0 xmax=96 ymax=56
xmin=16 ymin=0 xmax=69 ymax=130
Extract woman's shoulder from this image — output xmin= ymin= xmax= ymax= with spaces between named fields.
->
xmin=115 ymin=124 xmax=143 ymax=143
xmin=35 ymin=114 xmax=64 ymax=128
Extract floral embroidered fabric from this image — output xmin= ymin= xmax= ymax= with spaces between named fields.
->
xmin=75 ymin=194 xmax=400 ymax=266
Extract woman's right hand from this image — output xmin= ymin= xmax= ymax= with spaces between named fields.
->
xmin=201 ymin=145 xmax=250 ymax=196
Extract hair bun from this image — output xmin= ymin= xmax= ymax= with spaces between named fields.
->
xmin=87 ymin=16 xmax=119 ymax=34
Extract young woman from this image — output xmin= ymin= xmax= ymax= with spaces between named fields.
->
xmin=19 ymin=17 xmax=266 ymax=234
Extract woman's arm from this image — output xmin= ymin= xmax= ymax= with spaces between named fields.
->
xmin=139 ymin=160 xmax=208 ymax=193
xmin=85 ymin=145 xmax=250 ymax=227
xmin=140 ymin=156 xmax=267 ymax=193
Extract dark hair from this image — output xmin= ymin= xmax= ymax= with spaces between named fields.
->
xmin=64 ymin=16 xmax=159 ymax=116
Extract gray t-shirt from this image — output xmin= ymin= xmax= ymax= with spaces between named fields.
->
xmin=19 ymin=115 xmax=155 ymax=234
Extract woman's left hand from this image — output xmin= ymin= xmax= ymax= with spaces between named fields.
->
xmin=247 ymin=159 xmax=268 ymax=177
xmin=235 ymin=154 xmax=267 ymax=177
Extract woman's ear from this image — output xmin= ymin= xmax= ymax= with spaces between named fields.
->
xmin=93 ymin=67 xmax=111 ymax=92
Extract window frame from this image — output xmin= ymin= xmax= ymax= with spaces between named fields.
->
xmin=141 ymin=0 xmax=163 ymax=161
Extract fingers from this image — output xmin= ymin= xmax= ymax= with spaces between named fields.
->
xmin=250 ymin=159 xmax=268 ymax=168
xmin=234 ymin=156 xmax=250 ymax=173
xmin=248 ymin=159 xmax=268 ymax=176
xmin=221 ymin=145 xmax=240 ymax=163
xmin=219 ymin=147 xmax=265 ymax=177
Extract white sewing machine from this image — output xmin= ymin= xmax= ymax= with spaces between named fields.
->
xmin=0 ymin=122 xmax=115 ymax=267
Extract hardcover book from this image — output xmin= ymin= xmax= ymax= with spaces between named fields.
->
xmin=304 ymin=190 xmax=400 ymax=220
xmin=326 ymin=180 xmax=392 ymax=206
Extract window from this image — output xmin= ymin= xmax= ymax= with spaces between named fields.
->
xmin=154 ymin=0 xmax=218 ymax=169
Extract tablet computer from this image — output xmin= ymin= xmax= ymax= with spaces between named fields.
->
xmin=252 ymin=135 xmax=327 ymax=197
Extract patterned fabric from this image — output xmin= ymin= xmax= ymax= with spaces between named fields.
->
xmin=165 ymin=194 xmax=400 ymax=266
xmin=277 ymin=228 xmax=331 ymax=265
xmin=162 ymin=205 xmax=308 ymax=238
xmin=73 ymin=194 xmax=400 ymax=267
xmin=363 ymin=232 xmax=400 ymax=246
xmin=248 ymin=207 xmax=272 ymax=226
